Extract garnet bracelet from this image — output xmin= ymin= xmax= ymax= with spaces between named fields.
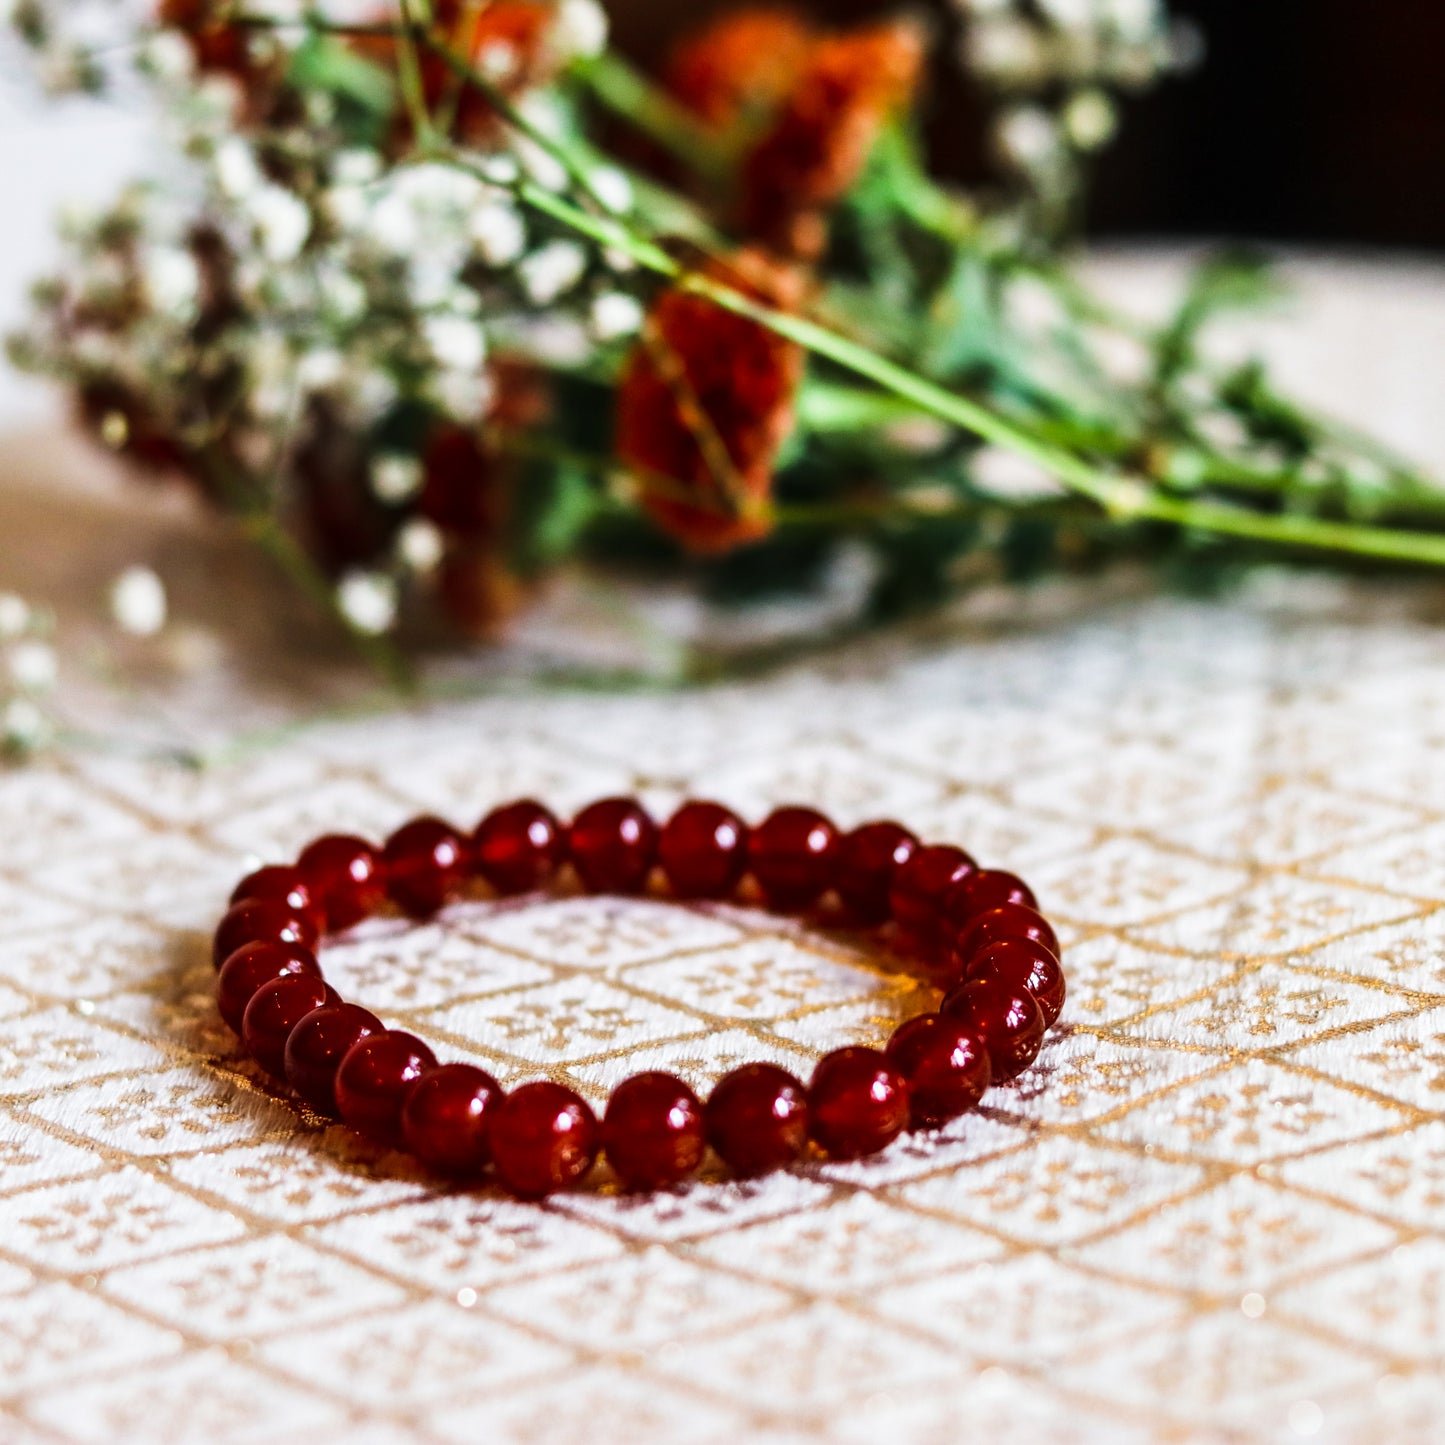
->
xmin=212 ymin=798 xmax=1066 ymax=1198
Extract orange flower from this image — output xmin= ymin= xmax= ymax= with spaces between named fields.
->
xmin=664 ymin=8 xmax=815 ymax=131
xmin=616 ymin=251 xmax=805 ymax=554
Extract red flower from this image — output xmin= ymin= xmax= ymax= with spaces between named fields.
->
xmin=664 ymin=8 xmax=815 ymax=131
xmin=616 ymin=250 xmax=805 ymax=554
xmin=158 ymin=0 xmax=254 ymax=76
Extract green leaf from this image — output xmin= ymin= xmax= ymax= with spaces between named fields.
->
xmin=287 ymin=34 xmax=396 ymax=120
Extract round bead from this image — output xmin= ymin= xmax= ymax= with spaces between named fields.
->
xmin=383 ymin=816 xmax=468 ymax=918
xmin=954 ymin=905 xmax=1059 ymax=972
xmin=889 ymin=844 xmax=976 ymax=934
xmin=603 ymin=1072 xmax=707 ymax=1191
xmin=473 ymin=799 xmax=565 ymax=894
xmin=401 ymin=1063 xmax=505 ymax=1177
xmin=659 ymin=801 xmax=749 ymax=900
xmin=834 ymin=821 xmax=918 ymax=924
xmin=284 ymin=1002 xmax=385 ymax=1115
xmin=808 ymin=1047 xmax=910 ymax=1160
xmin=229 ymin=865 xmax=321 ymax=928
xmin=963 ymin=938 xmax=1066 ymax=1027
xmin=705 ymin=1063 xmax=810 ymax=1177
xmin=297 ymin=834 xmax=386 ymax=931
xmin=242 ymin=974 xmax=335 ymax=1077
xmin=885 ymin=1014 xmax=991 ymax=1127
xmin=940 ymin=977 xmax=1045 ymax=1081
xmin=216 ymin=940 xmax=321 ymax=1034
xmin=489 ymin=1081 xmax=599 ymax=1199
xmin=942 ymin=869 xmax=1038 ymax=931
xmin=335 ymin=1031 xmax=438 ymax=1144
xmin=748 ymin=806 xmax=839 ymax=911
xmin=569 ymin=797 xmax=658 ymax=894
xmin=212 ymin=898 xmax=318 ymax=972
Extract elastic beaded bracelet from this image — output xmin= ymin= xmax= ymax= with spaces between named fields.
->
xmin=213 ymin=798 xmax=1066 ymax=1199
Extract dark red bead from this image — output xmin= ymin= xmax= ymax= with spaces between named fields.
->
xmin=940 ymin=977 xmax=1045 ymax=1081
xmin=659 ymin=801 xmax=749 ymax=900
xmin=834 ymin=821 xmax=918 ymax=924
xmin=808 ymin=1047 xmax=910 ymax=1160
xmin=943 ymin=869 xmax=1038 ymax=931
xmin=603 ymin=1072 xmax=706 ymax=1191
xmin=705 ymin=1063 xmax=810 ymax=1177
xmin=401 ymin=1063 xmax=504 ymax=1177
xmin=885 ymin=1014 xmax=991 ymax=1127
xmin=473 ymin=799 xmax=565 ymax=894
xmin=569 ymin=797 xmax=658 ymax=894
xmin=242 ymin=973 xmax=336 ymax=1077
xmin=383 ymin=816 xmax=467 ymax=918
xmin=296 ymin=834 xmax=386 ymax=931
xmin=748 ymin=806 xmax=839 ymax=911
xmin=954 ymin=905 xmax=1060 ymax=972
xmin=963 ymin=938 xmax=1066 ymax=1027
xmin=216 ymin=940 xmax=321 ymax=1034
xmin=212 ymin=898 xmax=318 ymax=971
xmin=489 ymin=1081 xmax=599 ymax=1199
xmin=284 ymin=1002 xmax=385 ymax=1115
xmin=889 ymin=844 xmax=976 ymax=934
xmin=229 ymin=865 xmax=321 ymax=929
xmin=335 ymin=1030 xmax=438 ymax=1144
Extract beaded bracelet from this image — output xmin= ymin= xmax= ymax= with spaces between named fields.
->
xmin=212 ymin=798 xmax=1065 ymax=1199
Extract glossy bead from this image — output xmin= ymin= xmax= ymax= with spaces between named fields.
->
xmin=401 ymin=1063 xmax=505 ymax=1177
xmin=242 ymin=973 xmax=335 ymax=1077
xmin=834 ymin=821 xmax=918 ymax=924
xmin=284 ymin=1002 xmax=385 ymax=1115
xmin=940 ymin=977 xmax=1045 ymax=1081
xmin=659 ymin=801 xmax=749 ymax=899
xmin=943 ymin=869 xmax=1038 ymax=931
xmin=212 ymin=898 xmax=318 ymax=971
xmin=889 ymin=844 xmax=976 ymax=934
xmin=297 ymin=834 xmax=386 ymax=931
xmin=963 ymin=938 xmax=1067 ymax=1027
xmin=335 ymin=1031 xmax=438 ymax=1144
xmin=705 ymin=1063 xmax=810 ymax=1177
xmin=603 ymin=1072 xmax=707 ymax=1190
xmin=489 ymin=1081 xmax=599 ymax=1199
xmin=383 ymin=816 xmax=467 ymax=918
xmin=216 ymin=940 xmax=321 ymax=1034
xmin=569 ymin=797 xmax=658 ymax=894
xmin=748 ymin=806 xmax=839 ymax=911
xmin=229 ymin=865 xmax=321 ymax=929
xmin=473 ymin=799 xmax=565 ymax=894
xmin=885 ymin=1014 xmax=991 ymax=1127
xmin=954 ymin=904 xmax=1060 ymax=972
xmin=808 ymin=1047 xmax=910 ymax=1160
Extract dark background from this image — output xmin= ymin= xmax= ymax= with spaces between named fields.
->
xmin=608 ymin=0 xmax=1445 ymax=250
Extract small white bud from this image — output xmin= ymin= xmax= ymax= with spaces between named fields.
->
xmin=519 ymin=241 xmax=588 ymax=306
xmin=589 ymin=167 xmax=634 ymax=216
xmin=554 ymin=0 xmax=609 ymax=60
xmin=0 ymin=594 xmax=30 ymax=641
xmin=469 ymin=202 xmax=527 ymax=267
xmin=110 ymin=567 xmax=168 ymax=638
xmin=8 ymin=640 xmax=57 ymax=693
xmin=371 ymin=455 xmax=424 ymax=505
xmin=214 ymin=138 xmax=262 ymax=200
xmin=398 ymin=519 xmax=444 ymax=573
xmin=337 ymin=572 xmax=398 ymax=635
xmin=1063 ymin=89 xmax=1118 ymax=150
xmin=1 ymin=697 xmax=48 ymax=754
xmin=251 ymin=186 xmax=312 ymax=263
xmin=424 ymin=316 xmax=488 ymax=373
xmin=589 ymin=292 xmax=644 ymax=341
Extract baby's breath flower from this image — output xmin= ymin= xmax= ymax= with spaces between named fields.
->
xmin=110 ymin=567 xmax=168 ymax=638
xmin=589 ymin=292 xmax=644 ymax=342
xmin=554 ymin=0 xmax=609 ymax=61
xmin=337 ymin=571 xmax=398 ymax=636
xmin=0 ymin=594 xmax=30 ymax=641
xmin=519 ymin=240 xmax=588 ymax=306
xmin=9 ymin=639 xmax=57 ymax=693
xmin=470 ymin=202 xmax=527 ymax=267
xmin=371 ymin=454 xmax=424 ymax=505
xmin=397 ymin=518 xmax=444 ymax=574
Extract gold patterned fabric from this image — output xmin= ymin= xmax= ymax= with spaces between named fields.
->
xmin=2 ymin=258 xmax=1445 ymax=1444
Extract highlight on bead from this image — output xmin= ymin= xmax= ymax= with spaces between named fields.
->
xmin=213 ymin=795 xmax=1066 ymax=1200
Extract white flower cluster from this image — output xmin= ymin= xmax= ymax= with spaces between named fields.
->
xmin=0 ymin=593 xmax=57 ymax=759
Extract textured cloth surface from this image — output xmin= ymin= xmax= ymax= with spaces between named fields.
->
xmin=1 ymin=257 xmax=1445 ymax=1445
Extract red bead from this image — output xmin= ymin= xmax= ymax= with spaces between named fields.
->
xmin=242 ymin=973 xmax=335 ymax=1077
xmin=808 ymin=1047 xmax=910 ymax=1160
xmin=212 ymin=898 xmax=318 ymax=971
xmin=603 ymin=1072 xmax=706 ymax=1190
xmin=569 ymin=797 xmax=658 ymax=894
xmin=401 ymin=1063 xmax=504 ymax=1177
xmin=659 ymin=801 xmax=749 ymax=899
xmin=297 ymin=834 xmax=386 ymax=931
xmin=705 ymin=1063 xmax=809 ymax=1177
xmin=229 ymin=865 xmax=321 ymax=929
xmin=940 ymin=977 xmax=1045 ymax=1080
xmin=963 ymin=938 xmax=1066 ymax=1027
xmin=383 ymin=816 xmax=467 ymax=918
xmin=834 ymin=821 xmax=918 ymax=924
xmin=489 ymin=1081 xmax=599 ymax=1199
xmin=889 ymin=844 xmax=976 ymax=934
xmin=943 ymin=869 xmax=1038 ymax=930
xmin=335 ymin=1030 xmax=438 ymax=1144
xmin=216 ymin=940 xmax=321 ymax=1034
xmin=473 ymin=799 xmax=565 ymax=894
xmin=284 ymin=1002 xmax=384 ymax=1115
xmin=748 ymin=806 xmax=839 ymax=911
xmin=954 ymin=905 xmax=1060 ymax=972
xmin=885 ymin=1014 xmax=991 ymax=1127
